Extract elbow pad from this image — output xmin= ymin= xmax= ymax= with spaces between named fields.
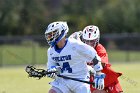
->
xmin=94 ymin=62 xmax=103 ymax=71
xmin=93 ymin=55 xmax=103 ymax=71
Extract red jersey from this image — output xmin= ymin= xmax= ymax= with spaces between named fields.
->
xmin=90 ymin=44 xmax=122 ymax=92
xmin=95 ymin=44 xmax=109 ymax=65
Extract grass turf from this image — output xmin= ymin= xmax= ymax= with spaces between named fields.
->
xmin=0 ymin=63 xmax=140 ymax=93
xmin=1 ymin=45 xmax=140 ymax=66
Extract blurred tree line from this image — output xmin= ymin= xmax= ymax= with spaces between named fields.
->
xmin=0 ymin=0 xmax=140 ymax=36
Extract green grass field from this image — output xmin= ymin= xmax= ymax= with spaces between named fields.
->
xmin=0 ymin=63 xmax=140 ymax=93
xmin=0 ymin=65 xmax=52 ymax=93
xmin=0 ymin=45 xmax=140 ymax=66
xmin=0 ymin=45 xmax=140 ymax=93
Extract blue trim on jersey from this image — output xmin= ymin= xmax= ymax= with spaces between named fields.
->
xmin=54 ymin=38 xmax=68 ymax=53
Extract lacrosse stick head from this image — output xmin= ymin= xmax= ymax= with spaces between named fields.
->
xmin=25 ymin=65 xmax=46 ymax=79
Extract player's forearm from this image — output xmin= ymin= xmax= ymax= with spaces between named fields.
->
xmin=92 ymin=54 xmax=103 ymax=71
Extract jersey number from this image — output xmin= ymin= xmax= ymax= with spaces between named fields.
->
xmin=57 ymin=62 xmax=72 ymax=73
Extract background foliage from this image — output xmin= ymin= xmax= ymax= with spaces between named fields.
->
xmin=0 ymin=0 xmax=140 ymax=36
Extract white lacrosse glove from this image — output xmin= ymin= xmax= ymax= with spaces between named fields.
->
xmin=47 ymin=66 xmax=57 ymax=79
xmin=94 ymin=72 xmax=105 ymax=90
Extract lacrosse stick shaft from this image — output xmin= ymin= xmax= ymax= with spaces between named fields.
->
xmin=57 ymin=75 xmax=95 ymax=85
xmin=44 ymin=70 xmax=94 ymax=85
xmin=44 ymin=71 xmax=58 ymax=74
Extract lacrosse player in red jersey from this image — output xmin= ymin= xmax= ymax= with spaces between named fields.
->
xmin=70 ymin=25 xmax=123 ymax=93
xmin=45 ymin=21 xmax=106 ymax=93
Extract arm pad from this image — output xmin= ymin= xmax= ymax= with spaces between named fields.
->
xmin=94 ymin=62 xmax=103 ymax=71
xmin=93 ymin=55 xmax=103 ymax=71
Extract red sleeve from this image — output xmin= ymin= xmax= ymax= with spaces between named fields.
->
xmin=95 ymin=44 xmax=109 ymax=64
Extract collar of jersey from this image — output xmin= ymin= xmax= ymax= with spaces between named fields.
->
xmin=54 ymin=38 xmax=68 ymax=53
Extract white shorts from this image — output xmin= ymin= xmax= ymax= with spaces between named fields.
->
xmin=49 ymin=77 xmax=91 ymax=93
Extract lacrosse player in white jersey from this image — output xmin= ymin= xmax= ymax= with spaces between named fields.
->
xmin=45 ymin=21 xmax=105 ymax=93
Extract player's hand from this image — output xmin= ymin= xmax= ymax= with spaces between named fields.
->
xmin=94 ymin=72 xmax=105 ymax=90
xmin=47 ymin=66 xmax=57 ymax=79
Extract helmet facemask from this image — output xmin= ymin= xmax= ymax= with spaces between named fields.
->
xmin=82 ymin=38 xmax=99 ymax=48
xmin=45 ymin=29 xmax=59 ymax=46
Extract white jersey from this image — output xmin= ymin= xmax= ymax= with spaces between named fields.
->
xmin=47 ymin=38 xmax=97 ymax=78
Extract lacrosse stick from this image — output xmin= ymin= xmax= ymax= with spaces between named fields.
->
xmin=57 ymin=75 xmax=95 ymax=85
xmin=25 ymin=65 xmax=57 ymax=79
xmin=25 ymin=65 xmax=95 ymax=86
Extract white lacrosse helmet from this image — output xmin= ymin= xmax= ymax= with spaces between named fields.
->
xmin=45 ymin=21 xmax=69 ymax=47
xmin=82 ymin=25 xmax=100 ymax=48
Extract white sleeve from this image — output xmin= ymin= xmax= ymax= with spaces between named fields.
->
xmin=75 ymin=41 xmax=103 ymax=71
xmin=69 ymin=31 xmax=82 ymax=41
xmin=46 ymin=48 xmax=56 ymax=69
xmin=75 ymin=41 xmax=97 ymax=62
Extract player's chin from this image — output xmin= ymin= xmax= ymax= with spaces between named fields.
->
xmin=92 ymin=89 xmax=107 ymax=93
